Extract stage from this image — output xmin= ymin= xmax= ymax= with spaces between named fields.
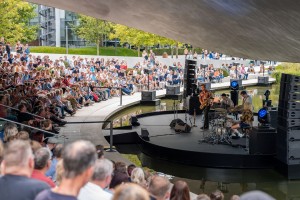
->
xmin=104 ymin=110 xmax=276 ymax=169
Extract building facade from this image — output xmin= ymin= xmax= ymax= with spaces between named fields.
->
xmin=35 ymin=5 xmax=86 ymax=47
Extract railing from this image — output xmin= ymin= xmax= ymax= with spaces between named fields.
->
xmin=0 ymin=104 xmax=44 ymax=119
xmin=0 ymin=117 xmax=55 ymax=137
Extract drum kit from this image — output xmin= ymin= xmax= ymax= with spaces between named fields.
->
xmin=199 ymin=107 xmax=235 ymax=145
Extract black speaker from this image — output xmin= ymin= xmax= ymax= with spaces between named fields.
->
xmin=257 ymin=76 xmax=269 ymax=85
xmin=269 ymin=109 xmax=278 ymax=128
xmin=141 ymin=128 xmax=149 ymax=140
xmin=249 ymin=127 xmax=276 ymax=155
xmin=278 ymin=107 xmax=300 ymax=119
xmin=130 ymin=116 xmax=140 ymax=126
xmin=230 ymin=90 xmax=239 ymax=106
xmin=166 ymin=85 xmax=180 ymax=95
xmin=276 ymin=128 xmax=300 ymax=165
xmin=189 ymin=96 xmax=201 ymax=115
xmin=141 ymin=91 xmax=156 ymax=101
xmin=281 ymin=73 xmax=300 ymax=83
xmin=278 ymin=101 xmax=300 ymax=110
xmin=184 ymin=59 xmax=197 ymax=97
xmin=277 ymin=117 xmax=300 ymax=128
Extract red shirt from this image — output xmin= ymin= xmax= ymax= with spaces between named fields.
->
xmin=31 ymin=169 xmax=56 ymax=188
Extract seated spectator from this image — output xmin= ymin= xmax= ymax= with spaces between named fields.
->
xmin=240 ymin=190 xmax=274 ymax=200
xmin=31 ymin=147 xmax=55 ymax=188
xmin=110 ymin=161 xmax=130 ymax=189
xmin=30 ymin=140 xmax=42 ymax=153
xmin=131 ymin=167 xmax=147 ymax=188
xmin=46 ymin=143 xmax=63 ymax=181
xmin=210 ymin=190 xmax=224 ymax=200
xmin=0 ymin=140 xmax=50 ymax=199
xmin=113 ymin=183 xmax=150 ymax=200
xmin=95 ymin=144 xmax=104 ymax=159
xmin=35 ymin=140 xmax=97 ymax=200
xmin=197 ymin=194 xmax=211 ymax=200
xmin=78 ymin=158 xmax=114 ymax=200
xmin=127 ymin=164 xmax=136 ymax=177
xmin=3 ymin=122 xmax=18 ymax=143
xmin=231 ymin=195 xmax=240 ymax=200
xmin=18 ymin=130 xmax=30 ymax=140
xmin=148 ymin=176 xmax=171 ymax=200
xmin=55 ymin=159 xmax=64 ymax=186
xmin=170 ymin=180 xmax=190 ymax=200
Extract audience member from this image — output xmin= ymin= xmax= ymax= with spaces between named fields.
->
xmin=95 ymin=144 xmax=104 ymax=159
xmin=46 ymin=143 xmax=63 ymax=181
xmin=0 ymin=140 xmax=50 ymax=200
xmin=113 ymin=183 xmax=150 ymax=200
xmin=18 ymin=130 xmax=30 ymax=140
xmin=131 ymin=167 xmax=147 ymax=188
xmin=31 ymin=147 xmax=55 ymax=188
xmin=231 ymin=195 xmax=240 ymax=200
xmin=3 ymin=122 xmax=18 ymax=142
xmin=55 ymin=159 xmax=64 ymax=186
xmin=78 ymin=158 xmax=113 ymax=200
xmin=35 ymin=140 xmax=97 ymax=200
xmin=240 ymin=190 xmax=275 ymax=200
xmin=170 ymin=180 xmax=190 ymax=200
xmin=197 ymin=194 xmax=211 ymax=200
xmin=127 ymin=164 xmax=136 ymax=177
xmin=210 ymin=190 xmax=224 ymax=200
xmin=110 ymin=161 xmax=130 ymax=189
xmin=148 ymin=176 xmax=171 ymax=200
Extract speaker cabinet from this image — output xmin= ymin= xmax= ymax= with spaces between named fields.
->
xmin=141 ymin=91 xmax=156 ymax=101
xmin=166 ymin=85 xmax=180 ymax=95
xmin=249 ymin=126 xmax=276 ymax=155
xmin=141 ymin=128 xmax=149 ymax=140
xmin=257 ymin=76 xmax=269 ymax=85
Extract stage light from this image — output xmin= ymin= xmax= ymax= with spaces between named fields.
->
xmin=230 ymin=80 xmax=239 ymax=90
xmin=258 ymin=107 xmax=270 ymax=125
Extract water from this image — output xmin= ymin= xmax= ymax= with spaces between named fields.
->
xmin=106 ymin=84 xmax=300 ymax=199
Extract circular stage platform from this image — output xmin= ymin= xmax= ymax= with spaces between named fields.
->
xmin=105 ymin=110 xmax=276 ymax=169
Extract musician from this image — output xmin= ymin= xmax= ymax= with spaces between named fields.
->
xmin=199 ymin=84 xmax=211 ymax=129
xmin=240 ymin=90 xmax=252 ymax=108
xmin=220 ymin=93 xmax=234 ymax=110
xmin=231 ymin=102 xmax=254 ymax=137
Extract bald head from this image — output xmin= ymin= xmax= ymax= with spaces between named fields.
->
xmin=63 ymin=140 xmax=97 ymax=178
xmin=148 ymin=176 xmax=170 ymax=200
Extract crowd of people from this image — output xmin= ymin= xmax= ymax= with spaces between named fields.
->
xmin=0 ymin=39 xmax=276 ymax=199
xmin=0 ymin=138 xmax=275 ymax=200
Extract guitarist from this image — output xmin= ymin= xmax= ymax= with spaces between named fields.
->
xmin=199 ymin=84 xmax=211 ymax=130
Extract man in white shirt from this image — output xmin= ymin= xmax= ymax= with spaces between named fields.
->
xmin=78 ymin=159 xmax=113 ymax=200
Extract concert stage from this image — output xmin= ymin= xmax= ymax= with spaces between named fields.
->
xmin=104 ymin=110 xmax=276 ymax=169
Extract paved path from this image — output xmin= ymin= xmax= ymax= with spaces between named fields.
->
xmin=59 ymin=76 xmax=275 ymax=163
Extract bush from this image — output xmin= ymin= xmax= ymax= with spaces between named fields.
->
xmin=271 ymin=63 xmax=300 ymax=83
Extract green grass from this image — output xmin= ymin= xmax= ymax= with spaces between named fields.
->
xmin=30 ymin=46 xmax=139 ymax=57
xmin=121 ymin=154 xmax=155 ymax=173
xmin=271 ymin=63 xmax=300 ymax=83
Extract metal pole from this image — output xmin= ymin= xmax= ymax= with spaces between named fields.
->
xmin=66 ymin=26 xmax=68 ymax=54
xmin=119 ymin=87 xmax=122 ymax=106
xmin=148 ymin=73 xmax=150 ymax=91
xmin=108 ymin=121 xmax=116 ymax=152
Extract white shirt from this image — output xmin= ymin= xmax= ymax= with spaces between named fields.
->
xmin=78 ymin=182 xmax=112 ymax=200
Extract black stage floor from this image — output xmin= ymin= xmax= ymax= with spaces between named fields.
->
xmin=133 ymin=113 xmax=257 ymax=155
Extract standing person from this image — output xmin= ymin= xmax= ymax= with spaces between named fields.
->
xmin=24 ymin=44 xmax=30 ymax=55
xmin=149 ymin=50 xmax=155 ymax=66
xmin=15 ymin=41 xmax=23 ymax=54
xmin=35 ymin=140 xmax=97 ymax=200
xmin=184 ymin=48 xmax=188 ymax=59
xmin=199 ymin=84 xmax=211 ymax=130
xmin=5 ymin=42 xmax=11 ymax=58
xmin=142 ymin=50 xmax=148 ymax=61
xmin=0 ymin=140 xmax=50 ymax=200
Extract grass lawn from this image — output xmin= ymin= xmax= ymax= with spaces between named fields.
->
xmin=30 ymin=46 xmax=139 ymax=57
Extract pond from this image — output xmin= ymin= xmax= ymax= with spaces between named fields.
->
xmin=105 ymin=84 xmax=298 ymax=199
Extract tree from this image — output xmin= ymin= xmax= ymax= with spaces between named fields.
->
xmin=0 ymin=0 xmax=38 ymax=44
xmin=158 ymin=37 xmax=182 ymax=58
xmin=74 ymin=15 xmax=112 ymax=55
xmin=110 ymin=24 xmax=157 ymax=57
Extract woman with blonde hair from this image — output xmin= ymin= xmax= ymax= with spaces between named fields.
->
xmin=130 ymin=167 xmax=147 ymax=188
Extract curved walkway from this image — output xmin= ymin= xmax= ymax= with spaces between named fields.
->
xmin=59 ymin=76 xmax=275 ymax=163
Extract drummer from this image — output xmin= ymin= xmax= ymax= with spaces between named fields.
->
xmin=220 ymin=93 xmax=234 ymax=110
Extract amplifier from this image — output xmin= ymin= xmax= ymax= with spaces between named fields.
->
xmin=278 ymin=101 xmax=300 ymax=110
xmin=277 ymin=126 xmax=300 ymax=140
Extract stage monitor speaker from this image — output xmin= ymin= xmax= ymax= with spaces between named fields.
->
xmin=249 ymin=127 xmax=276 ymax=155
xmin=258 ymin=76 xmax=269 ymax=85
xmin=141 ymin=128 xmax=149 ymax=139
xmin=278 ymin=101 xmax=300 ymax=110
xmin=166 ymin=85 xmax=180 ymax=95
xmin=175 ymin=123 xmax=191 ymax=133
xmin=170 ymin=119 xmax=184 ymax=129
xmin=281 ymin=73 xmax=300 ymax=83
xmin=141 ymin=91 xmax=156 ymax=101
xmin=230 ymin=90 xmax=239 ymax=106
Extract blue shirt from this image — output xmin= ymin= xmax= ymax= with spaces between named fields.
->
xmin=45 ymin=158 xmax=58 ymax=180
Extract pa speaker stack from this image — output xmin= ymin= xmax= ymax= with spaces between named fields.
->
xmin=184 ymin=59 xmax=197 ymax=98
xmin=275 ymin=73 xmax=300 ymax=179
xmin=141 ymin=91 xmax=161 ymax=106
